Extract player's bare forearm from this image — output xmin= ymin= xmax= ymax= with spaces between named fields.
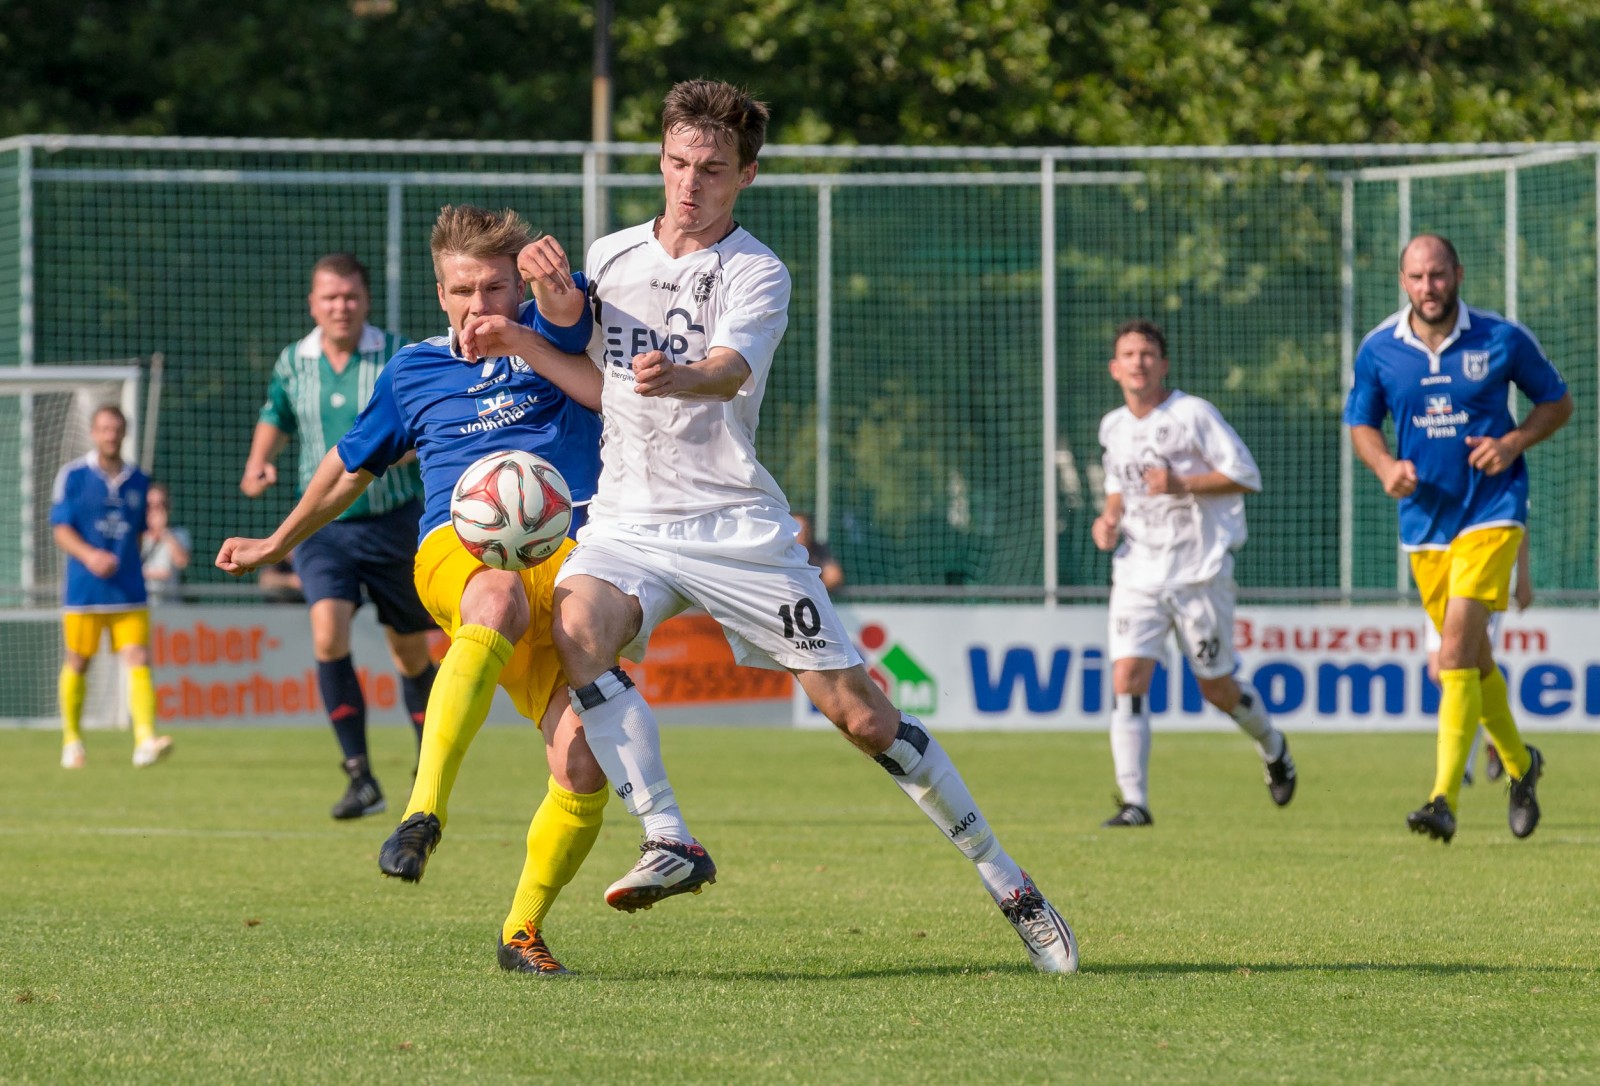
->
xmin=1349 ymin=425 xmax=1395 ymax=476
xmin=241 ymin=422 xmax=288 ymax=496
xmin=217 ymin=450 xmax=371 ymax=573
xmin=1091 ymin=493 xmax=1124 ymax=551
xmin=1506 ymin=392 xmax=1574 ymax=456
xmin=633 ymin=347 xmax=750 ymax=400
xmin=52 ymin=524 xmax=108 ymax=568
xmin=459 ymin=316 xmax=602 ymax=410
xmin=1181 ymin=471 xmax=1256 ymax=496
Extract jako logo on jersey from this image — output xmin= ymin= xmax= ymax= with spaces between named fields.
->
xmin=1462 ymin=351 xmax=1491 ymax=380
xmin=650 ymin=278 xmax=680 ymax=292
xmin=478 ymin=391 xmax=515 ymax=417
xmin=858 ymin=622 xmax=937 ymax=715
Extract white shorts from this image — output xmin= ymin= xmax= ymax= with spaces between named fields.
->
xmin=1109 ymin=577 xmax=1236 ymax=679
xmin=556 ymin=506 xmax=864 ymax=673
xmin=1423 ymin=611 xmax=1504 ymax=653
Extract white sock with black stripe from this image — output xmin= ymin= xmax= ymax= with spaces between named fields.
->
xmin=876 ymin=714 xmax=1025 ymax=900
xmin=1110 ymin=692 xmax=1151 ymax=809
xmin=570 ymin=666 xmax=691 ymax=843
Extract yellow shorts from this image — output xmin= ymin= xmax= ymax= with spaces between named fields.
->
xmin=62 ymin=609 xmax=150 ymax=658
xmin=1410 ymin=525 xmax=1524 ymax=632
xmin=413 ymin=526 xmax=575 ymax=726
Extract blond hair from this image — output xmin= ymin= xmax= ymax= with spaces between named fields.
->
xmin=430 ymin=205 xmax=534 ymax=280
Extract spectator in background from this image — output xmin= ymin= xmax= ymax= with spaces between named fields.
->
xmin=793 ymin=511 xmax=845 ymax=591
xmin=140 ymin=482 xmax=192 ymax=604
xmin=240 ymin=252 xmax=439 ymax=821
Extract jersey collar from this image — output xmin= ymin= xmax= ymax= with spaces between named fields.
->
xmin=84 ymin=450 xmax=136 ymax=488
xmin=1392 ymin=302 xmax=1471 ymax=370
xmin=296 ymin=323 xmax=386 ymax=361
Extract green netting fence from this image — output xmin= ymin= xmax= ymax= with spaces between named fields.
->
xmin=1 ymin=137 xmax=1596 ymax=604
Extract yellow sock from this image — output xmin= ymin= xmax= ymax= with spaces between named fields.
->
xmin=1478 ymin=667 xmax=1531 ymax=779
xmin=59 ymin=666 xmax=86 ymax=745
xmin=128 ymin=665 xmax=157 ymax=745
xmin=403 ymin=624 xmax=513 ymax=827
xmin=1432 ymin=668 xmax=1481 ymax=808
xmin=502 ymin=777 xmax=608 ymax=942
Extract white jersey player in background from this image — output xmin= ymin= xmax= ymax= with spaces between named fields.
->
xmin=467 ymin=79 xmax=1077 ymax=973
xmin=1091 ymin=319 xmax=1296 ymax=827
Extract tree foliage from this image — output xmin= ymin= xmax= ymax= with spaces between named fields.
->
xmin=5 ymin=0 xmax=1600 ymax=144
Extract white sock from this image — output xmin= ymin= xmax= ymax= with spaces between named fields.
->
xmin=1110 ymin=693 xmax=1151 ymax=809
xmin=1228 ymin=683 xmax=1282 ymax=761
xmin=876 ymin=714 xmax=1025 ymax=900
xmin=1464 ymin=725 xmax=1484 ymax=777
xmin=570 ymin=668 xmax=691 ymax=843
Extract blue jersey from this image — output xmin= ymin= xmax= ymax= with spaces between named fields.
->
xmin=337 ymin=292 xmax=601 ymax=539
xmin=1344 ymin=304 xmax=1568 ymax=548
xmin=49 ymin=454 xmax=151 ymax=610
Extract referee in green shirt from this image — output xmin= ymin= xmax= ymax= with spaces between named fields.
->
xmin=241 ymin=253 xmax=438 ymax=820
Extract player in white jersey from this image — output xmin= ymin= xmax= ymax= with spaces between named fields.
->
xmin=1091 ymin=320 xmax=1296 ymax=827
xmin=463 ymin=79 xmax=1076 ymax=973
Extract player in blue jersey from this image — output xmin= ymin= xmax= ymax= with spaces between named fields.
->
xmin=218 ymin=205 xmax=607 ymax=975
xmin=1346 ymin=233 xmax=1572 ymax=843
xmin=242 ymin=252 xmax=438 ymax=821
xmin=50 ymin=405 xmax=173 ymax=769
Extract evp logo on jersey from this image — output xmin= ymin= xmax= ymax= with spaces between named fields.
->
xmin=603 ymin=307 xmax=706 ymax=369
xmin=478 ymin=391 xmax=516 ymax=417
xmin=1461 ymin=351 xmax=1491 ymax=380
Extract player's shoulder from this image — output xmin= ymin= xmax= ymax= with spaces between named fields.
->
xmin=384 ymin=335 xmax=453 ymax=379
xmin=52 ymin=453 xmax=94 ymax=492
xmin=719 ymin=226 xmax=789 ymax=279
xmin=1099 ymin=404 xmax=1133 ymax=440
xmin=1356 ymin=310 xmax=1406 ymax=358
xmin=1163 ymin=388 xmax=1225 ymax=423
xmin=1466 ymin=305 xmax=1544 ymax=353
xmin=586 ymin=220 xmax=655 ymax=273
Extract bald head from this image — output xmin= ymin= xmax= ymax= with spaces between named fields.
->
xmin=1400 ymin=234 xmax=1464 ymax=332
xmin=1401 ymin=233 xmax=1461 ymax=271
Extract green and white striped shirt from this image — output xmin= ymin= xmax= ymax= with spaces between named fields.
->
xmin=260 ymin=324 xmax=423 ymax=519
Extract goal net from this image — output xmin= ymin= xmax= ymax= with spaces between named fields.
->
xmin=0 ymin=365 xmax=144 ymax=727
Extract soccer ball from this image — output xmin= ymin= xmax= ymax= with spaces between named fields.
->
xmin=450 ymin=450 xmax=573 ymax=570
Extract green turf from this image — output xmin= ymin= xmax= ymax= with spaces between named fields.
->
xmin=3 ymin=725 xmax=1598 ymax=1084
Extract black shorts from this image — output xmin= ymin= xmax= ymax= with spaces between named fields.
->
xmin=292 ymin=499 xmax=435 ymax=635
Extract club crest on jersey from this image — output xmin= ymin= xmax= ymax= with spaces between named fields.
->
xmin=693 ymin=270 xmax=719 ymax=303
xmin=509 ymin=356 xmax=532 ymax=374
xmin=1461 ymin=351 xmax=1490 ymax=380
xmin=478 ymin=391 xmax=516 ymax=417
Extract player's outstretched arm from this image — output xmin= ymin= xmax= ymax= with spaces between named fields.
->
xmin=1350 ymin=424 xmax=1416 ymax=498
xmin=632 ymin=347 xmax=751 ymax=401
xmin=458 ymin=314 xmax=602 ymax=410
xmin=216 ymin=448 xmax=374 ymax=575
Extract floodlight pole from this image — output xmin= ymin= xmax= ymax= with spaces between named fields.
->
xmin=587 ymin=0 xmax=613 ymax=251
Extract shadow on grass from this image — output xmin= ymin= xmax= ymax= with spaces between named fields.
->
xmin=611 ymin=960 xmax=1593 ymax=982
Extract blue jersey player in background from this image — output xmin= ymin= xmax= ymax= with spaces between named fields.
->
xmin=50 ymin=404 xmax=173 ymax=770
xmin=217 ymin=205 xmax=608 ymax=976
xmin=1346 ymin=233 xmax=1572 ymax=844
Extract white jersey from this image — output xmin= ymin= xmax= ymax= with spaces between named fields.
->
xmin=1100 ymin=389 xmax=1260 ymax=588
xmin=584 ymin=218 xmax=792 ymax=524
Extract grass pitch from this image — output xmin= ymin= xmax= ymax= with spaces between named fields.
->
xmin=3 ymin=724 xmax=1598 ymax=1084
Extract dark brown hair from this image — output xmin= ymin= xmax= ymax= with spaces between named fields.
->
xmin=661 ymin=80 xmax=770 ymax=167
xmin=1113 ymin=319 xmax=1167 ymax=358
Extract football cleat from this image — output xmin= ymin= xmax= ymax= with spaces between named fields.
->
xmin=497 ymin=928 xmax=572 ymax=976
xmin=379 ymin=812 xmax=442 ymax=881
xmin=331 ymin=756 xmax=386 ymax=820
xmin=1264 ymin=738 xmax=1297 ymax=806
xmin=132 ymin=735 xmax=173 ymax=768
xmin=1406 ymin=796 xmax=1456 ymax=844
xmin=604 ymin=838 xmax=717 ymax=913
xmin=1507 ymin=745 xmax=1544 ymax=839
xmin=61 ymin=741 xmax=86 ymax=770
xmin=1101 ymin=801 xmax=1154 ymax=828
xmin=1485 ymin=743 xmax=1505 ymax=782
xmin=996 ymin=874 xmax=1079 ymax=974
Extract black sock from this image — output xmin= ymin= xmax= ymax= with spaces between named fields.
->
xmin=317 ymin=655 xmax=368 ymax=760
xmin=401 ymin=661 xmax=438 ymax=749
